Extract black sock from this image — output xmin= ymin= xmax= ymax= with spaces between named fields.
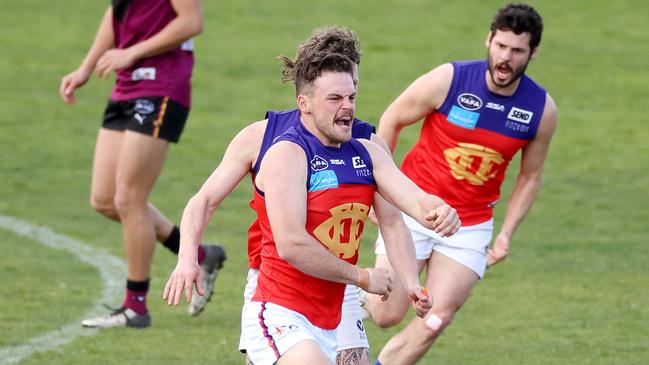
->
xmin=126 ymin=278 xmax=150 ymax=292
xmin=162 ymin=226 xmax=180 ymax=254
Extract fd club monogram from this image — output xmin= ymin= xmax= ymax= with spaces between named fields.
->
xmin=313 ymin=203 xmax=370 ymax=259
xmin=443 ymin=142 xmax=505 ymax=185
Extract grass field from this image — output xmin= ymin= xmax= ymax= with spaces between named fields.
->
xmin=1 ymin=0 xmax=648 ymax=364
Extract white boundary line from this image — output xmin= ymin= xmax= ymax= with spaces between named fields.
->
xmin=0 ymin=215 xmax=125 ymax=365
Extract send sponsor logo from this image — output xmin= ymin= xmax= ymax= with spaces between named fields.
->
xmin=507 ymin=107 xmax=533 ymax=124
xmin=309 ymin=170 xmax=339 ymax=192
xmin=448 ymin=105 xmax=480 ymax=129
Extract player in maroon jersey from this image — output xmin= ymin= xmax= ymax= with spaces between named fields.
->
xmin=59 ymin=0 xmax=224 ymax=328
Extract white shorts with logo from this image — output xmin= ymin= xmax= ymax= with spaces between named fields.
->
xmin=375 ymin=213 xmax=493 ymax=278
xmin=243 ymin=301 xmax=338 ymax=365
xmin=239 ymin=269 xmax=369 ymax=352
xmin=337 ymin=285 xmax=369 ymax=351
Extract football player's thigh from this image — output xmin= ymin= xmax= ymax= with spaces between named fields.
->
xmin=278 ymin=340 xmax=333 ymax=365
xmin=91 ymin=128 xmax=124 ymax=202
xmin=115 ymin=131 xmax=168 ymax=197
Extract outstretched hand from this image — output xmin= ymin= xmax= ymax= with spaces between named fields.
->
xmin=163 ymin=259 xmax=204 ymax=306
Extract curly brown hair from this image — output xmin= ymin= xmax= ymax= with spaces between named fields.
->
xmin=278 ymin=26 xmax=360 ymax=94
xmin=490 ymin=3 xmax=543 ymax=49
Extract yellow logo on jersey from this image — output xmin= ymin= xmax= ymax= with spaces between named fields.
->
xmin=313 ymin=203 xmax=370 ymax=259
xmin=444 ymin=143 xmax=505 ymax=185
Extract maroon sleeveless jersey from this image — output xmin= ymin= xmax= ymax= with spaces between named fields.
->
xmin=110 ymin=0 xmax=194 ymax=107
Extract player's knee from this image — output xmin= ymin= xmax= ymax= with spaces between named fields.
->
xmin=420 ymin=310 xmax=456 ymax=338
xmin=372 ymin=307 xmax=406 ymax=328
xmin=365 ymin=292 xmax=409 ymax=328
xmin=113 ymin=188 xmax=143 ymax=216
xmin=90 ymin=194 xmax=118 ymax=219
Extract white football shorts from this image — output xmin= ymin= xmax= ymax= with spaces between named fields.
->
xmin=239 ymin=268 xmax=260 ymax=352
xmin=375 ymin=213 xmax=493 ymax=278
xmin=242 ymin=301 xmax=337 ymax=365
xmin=337 ymin=285 xmax=370 ymax=351
xmin=239 ymin=269 xmax=369 ymax=352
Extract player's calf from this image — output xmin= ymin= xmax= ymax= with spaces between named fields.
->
xmin=362 ymin=292 xmax=409 ymax=329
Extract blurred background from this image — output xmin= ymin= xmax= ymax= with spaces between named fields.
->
xmin=1 ymin=0 xmax=648 ymax=364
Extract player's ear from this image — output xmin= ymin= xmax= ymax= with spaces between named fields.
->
xmin=297 ymin=94 xmax=311 ymax=114
xmin=485 ymin=31 xmax=493 ymax=48
xmin=530 ymin=46 xmax=539 ymax=60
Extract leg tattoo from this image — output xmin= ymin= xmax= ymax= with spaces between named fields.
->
xmin=336 ymin=347 xmax=370 ymax=365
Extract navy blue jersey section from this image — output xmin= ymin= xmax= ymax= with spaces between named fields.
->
xmin=438 ymin=60 xmax=546 ymax=140
xmin=276 ymin=123 xmax=376 ymax=192
xmin=252 ymin=109 xmax=299 ymax=174
xmin=252 ymin=109 xmax=375 ymax=174
xmin=352 ymin=119 xmax=376 ymax=139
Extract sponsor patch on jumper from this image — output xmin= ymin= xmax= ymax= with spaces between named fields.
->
xmin=310 ymin=155 xmax=329 ymax=171
xmin=309 ymin=170 xmax=339 ymax=192
xmin=507 ymin=107 xmax=533 ymax=124
xmin=505 ymin=120 xmax=531 ymax=133
xmin=486 ymin=102 xmax=505 ymax=111
xmin=447 ymin=105 xmax=480 ymax=129
xmin=355 ymin=169 xmax=372 ymax=177
xmin=457 ymin=93 xmax=483 ymax=111
xmin=330 ymin=159 xmax=345 ymax=165
xmin=352 ymin=156 xmax=366 ymax=169
xmin=131 ymin=67 xmax=156 ymax=81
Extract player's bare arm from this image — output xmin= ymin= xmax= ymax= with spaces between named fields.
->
xmin=377 ymin=63 xmax=454 ymax=151
xmin=359 ymin=139 xmax=461 ymax=237
xmin=367 ymin=133 xmax=431 ymax=314
xmin=488 ymin=94 xmax=558 ymax=266
xmin=59 ymin=6 xmax=114 ymax=104
xmin=365 ymin=134 xmax=393 ymax=225
xmin=372 ymin=191 xmax=431 ymax=315
xmin=257 ymin=140 xmax=392 ymax=297
xmin=95 ymin=0 xmax=203 ymax=78
xmin=163 ymin=120 xmax=266 ymax=305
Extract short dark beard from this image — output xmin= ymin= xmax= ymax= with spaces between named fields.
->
xmin=486 ymin=52 xmax=531 ymax=89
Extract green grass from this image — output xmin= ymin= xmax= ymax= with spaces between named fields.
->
xmin=1 ymin=0 xmax=648 ymax=364
xmin=0 ymin=231 xmax=98 ymax=347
